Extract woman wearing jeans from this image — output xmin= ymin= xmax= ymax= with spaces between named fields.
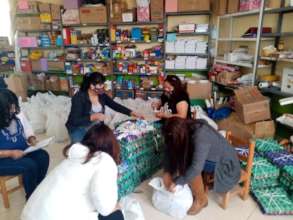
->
xmin=0 ymin=89 xmax=49 ymax=200
xmin=21 ymin=124 xmax=124 ymax=220
xmin=66 ymin=72 xmax=143 ymax=143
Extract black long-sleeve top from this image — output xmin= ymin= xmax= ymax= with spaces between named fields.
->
xmin=66 ymin=91 xmax=132 ymax=130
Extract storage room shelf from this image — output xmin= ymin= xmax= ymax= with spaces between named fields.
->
xmin=165 ymin=69 xmax=208 ymax=72
xmin=113 ymin=57 xmax=163 ymax=62
xmin=64 ymin=44 xmax=109 ymax=48
xmin=65 ymin=59 xmax=109 ymax=63
xmin=215 ymin=57 xmax=270 ymax=68
xmin=170 ymin=32 xmax=210 ymax=37
xmin=262 ymin=32 xmax=293 ymax=38
xmin=21 ymin=46 xmax=64 ymax=50
xmin=110 ymin=21 xmax=163 ymax=26
xmin=166 ymin=11 xmax=211 ymax=16
xmin=62 ymin=23 xmax=108 ymax=28
xmin=31 ymin=70 xmax=65 ymax=75
xmin=218 ymin=38 xmax=274 ymax=42
xmin=213 ymin=81 xmax=240 ymax=91
xmin=265 ymin=6 xmax=293 ymax=14
xmin=17 ymin=29 xmax=52 ymax=33
xmin=261 ymin=87 xmax=292 ymax=97
xmin=260 ymin=57 xmax=293 ymax=63
xmin=166 ymin=53 xmax=208 ymax=57
xmin=113 ymin=72 xmax=160 ymax=76
xmin=111 ymin=41 xmax=163 ymax=44
xmin=16 ymin=13 xmax=40 ymax=17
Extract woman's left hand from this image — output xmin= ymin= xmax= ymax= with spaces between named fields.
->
xmin=131 ymin=112 xmax=145 ymax=119
xmin=27 ymin=136 xmax=37 ymax=146
xmin=155 ymin=112 xmax=170 ymax=119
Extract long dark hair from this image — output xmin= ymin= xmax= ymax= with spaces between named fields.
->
xmin=63 ymin=124 xmax=120 ymax=164
xmin=162 ymin=117 xmax=195 ymax=176
xmin=0 ymin=89 xmax=20 ymax=129
xmin=164 ymin=75 xmax=187 ymax=97
xmin=80 ymin=72 xmax=106 ymax=92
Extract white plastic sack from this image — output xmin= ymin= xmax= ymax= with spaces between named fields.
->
xmin=149 ymin=177 xmax=193 ymax=219
xmin=120 ymin=196 xmax=145 ymax=220
xmin=192 ymin=106 xmax=218 ymax=130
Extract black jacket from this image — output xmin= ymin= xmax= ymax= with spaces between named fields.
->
xmin=66 ymin=91 xmax=132 ymax=130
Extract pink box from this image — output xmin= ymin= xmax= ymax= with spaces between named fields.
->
xmin=240 ymin=0 xmax=261 ymax=11
xmin=165 ymin=0 xmax=178 ymax=12
xmin=137 ymin=6 xmax=150 ymax=22
xmin=18 ymin=37 xmax=38 ymax=48
xmin=20 ymin=59 xmax=32 ymax=73
xmin=63 ymin=0 xmax=83 ymax=9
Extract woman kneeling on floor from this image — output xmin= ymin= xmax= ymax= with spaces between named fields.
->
xmin=162 ymin=117 xmax=241 ymax=215
xmin=0 ymin=89 xmax=49 ymax=200
xmin=21 ymin=123 xmax=124 ymax=220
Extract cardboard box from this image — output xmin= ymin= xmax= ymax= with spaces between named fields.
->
xmin=137 ymin=6 xmax=150 ymax=22
xmin=51 ymin=4 xmax=61 ymax=20
xmin=31 ymin=60 xmax=42 ymax=72
xmin=239 ymin=0 xmax=261 ymax=11
xmin=80 ymin=5 xmax=107 ymax=24
xmin=213 ymin=0 xmax=228 ymax=15
xmin=166 ymin=0 xmax=178 ymax=12
xmin=217 ymin=113 xmax=275 ymax=146
xmin=151 ymin=0 xmax=164 ymax=21
xmin=234 ymin=86 xmax=271 ymax=124
xmin=59 ymin=78 xmax=69 ymax=92
xmin=267 ymin=0 xmax=281 ymax=8
xmin=38 ymin=2 xmax=50 ymax=13
xmin=62 ymin=9 xmax=80 ymax=25
xmin=17 ymin=37 xmax=38 ymax=48
xmin=228 ymin=0 xmax=239 ymax=14
xmin=20 ymin=59 xmax=32 ymax=73
xmin=15 ymin=16 xmax=50 ymax=31
xmin=122 ymin=11 xmax=134 ymax=22
xmin=47 ymin=61 xmax=64 ymax=71
xmin=16 ymin=1 xmax=38 ymax=14
xmin=5 ymin=74 xmax=28 ymax=101
xmin=178 ymin=0 xmax=210 ymax=12
xmin=281 ymin=68 xmax=293 ymax=94
xmin=186 ymin=80 xmax=212 ymax=99
xmin=46 ymin=76 xmax=60 ymax=91
xmin=64 ymin=0 xmax=83 ymax=9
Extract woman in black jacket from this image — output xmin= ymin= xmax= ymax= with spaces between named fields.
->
xmin=66 ymin=72 xmax=143 ymax=143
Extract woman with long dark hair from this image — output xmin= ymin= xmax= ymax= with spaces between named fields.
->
xmin=66 ymin=72 xmax=143 ymax=143
xmin=152 ymin=75 xmax=191 ymax=119
xmin=22 ymin=123 xmax=124 ymax=220
xmin=0 ymin=89 xmax=49 ymax=200
xmin=162 ymin=117 xmax=240 ymax=215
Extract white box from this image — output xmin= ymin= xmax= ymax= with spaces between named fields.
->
xmin=281 ymin=68 xmax=293 ymax=94
xmin=165 ymin=60 xmax=175 ymax=69
xmin=122 ymin=12 xmax=134 ymax=22
xmin=196 ymin=58 xmax=208 ymax=69
xmin=175 ymin=40 xmax=186 ymax=53
xmin=166 ymin=41 xmax=175 ymax=53
xmin=186 ymin=56 xmax=197 ymax=69
xmin=185 ymin=40 xmax=196 ymax=54
xmin=179 ymin=24 xmax=195 ymax=33
xmin=175 ymin=56 xmax=186 ymax=69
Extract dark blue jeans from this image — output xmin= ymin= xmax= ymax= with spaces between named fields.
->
xmin=68 ymin=127 xmax=88 ymax=144
xmin=0 ymin=149 xmax=49 ymax=199
xmin=98 ymin=210 xmax=124 ymax=220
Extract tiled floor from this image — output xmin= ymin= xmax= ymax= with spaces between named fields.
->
xmin=0 ymin=136 xmax=292 ymax=220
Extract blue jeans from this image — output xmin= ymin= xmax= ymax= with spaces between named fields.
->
xmin=68 ymin=127 xmax=88 ymax=144
xmin=0 ymin=149 xmax=49 ymax=199
xmin=98 ymin=210 xmax=124 ymax=220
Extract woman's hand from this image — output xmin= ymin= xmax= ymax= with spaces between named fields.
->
xmin=155 ymin=112 xmax=170 ymax=119
xmin=131 ymin=111 xmax=145 ymax=119
xmin=10 ymin=150 xmax=25 ymax=160
xmin=90 ymin=113 xmax=106 ymax=122
xmin=151 ymin=101 xmax=161 ymax=110
xmin=27 ymin=136 xmax=37 ymax=146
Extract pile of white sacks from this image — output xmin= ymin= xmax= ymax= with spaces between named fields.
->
xmin=20 ymin=93 xmax=157 ymax=143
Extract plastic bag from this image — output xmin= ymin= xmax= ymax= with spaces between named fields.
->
xmin=149 ymin=177 xmax=193 ymax=219
xmin=120 ymin=196 xmax=145 ymax=220
xmin=192 ymin=106 xmax=218 ymax=130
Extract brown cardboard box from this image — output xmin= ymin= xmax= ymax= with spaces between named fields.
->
xmin=217 ymin=113 xmax=275 ymax=146
xmin=178 ymin=0 xmax=210 ymax=12
xmin=213 ymin=0 xmax=228 ymax=16
xmin=16 ymin=1 xmax=38 ymax=14
xmin=51 ymin=4 xmax=61 ymax=20
xmin=47 ymin=61 xmax=65 ymax=71
xmin=61 ymin=9 xmax=80 ymax=25
xmin=228 ymin=0 xmax=239 ymax=14
xmin=38 ymin=2 xmax=51 ymax=13
xmin=15 ymin=16 xmax=50 ymax=31
xmin=234 ymin=86 xmax=271 ymax=124
xmin=46 ymin=76 xmax=60 ymax=91
xmin=5 ymin=74 xmax=28 ymax=101
xmin=79 ymin=5 xmax=107 ymax=24
xmin=186 ymin=80 xmax=212 ymax=99
xmin=59 ymin=78 xmax=69 ymax=92
xmin=151 ymin=0 xmax=164 ymax=21
xmin=31 ymin=60 xmax=42 ymax=72
xmin=267 ymin=0 xmax=281 ymax=8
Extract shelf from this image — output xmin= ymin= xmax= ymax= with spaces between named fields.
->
xmin=110 ymin=21 xmax=163 ymax=26
xmin=166 ymin=11 xmax=211 ymax=16
xmin=262 ymin=32 xmax=293 ymax=38
xmin=113 ymin=72 xmax=160 ymax=76
xmin=165 ymin=69 xmax=208 ymax=72
xmin=215 ymin=58 xmax=270 ymax=68
xmin=218 ymin=37 xmax=274 ymax=42
xmin=260 ymin=57 xmax=293 ymax=63
xmin=261 ymin=87 xmax=292 ymax=97
xmin=16 ymin=13 xmax=40 ymax=17
xmin=213 ymin=81 xmax=240 ymax=91
xmin=113 ymin=57 xmax=163 ymax=62
xmin=166 ymin=53 xmax=208 ymax=57
xmin=63 ymin=23 xmax=108 ymax=28
xmin=111 ymin=41 xmax=163 ymax=45
xmin=17 ymin=29 xmax=52 ymax=33
xmin=20 ymin=46 xmax=64 ymax=50
xmin=64 ymin=44 xmax=109 ymax=48
xmin=169 ymin=32 xmax=210 ymax=37
xmin=65 ymin=59 xmax=109 ymax=63
xmin=32 ymin=70 xmax=65 ymax=75
xmin=265 ymin=6 xmax=293 ymax=14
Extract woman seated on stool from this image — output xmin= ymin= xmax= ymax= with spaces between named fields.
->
xmin=162 ymin=117 xmax=240 ymax=215
xmin=152 ymin=75 xmax=191 ymax=119
xmin=21 ymin=124 xmax=124 ymax=220
xmin=66 ymin=72 xmax=143 ymax=143
xmin=0 ymin=89 xmax=49 ymax=200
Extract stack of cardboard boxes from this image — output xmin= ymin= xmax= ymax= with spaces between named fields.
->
xmin=165 ymin=0 xmax=210 ymax=12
